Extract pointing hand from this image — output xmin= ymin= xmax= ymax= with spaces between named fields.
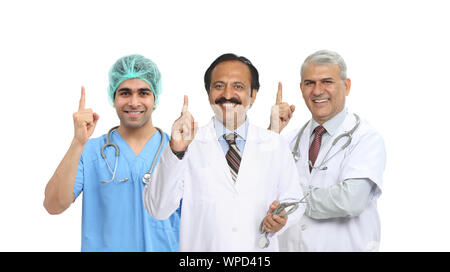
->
xmin=170 ymin=95 xmax=198 ymax=152
xmin=73 ymin=86 xmax=99 ymax=145
xmin=269 ymin=82 xmax=295 ymax=133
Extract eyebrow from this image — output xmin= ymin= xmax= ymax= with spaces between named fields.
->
xmin=212 ymin=80 xmax=246 ymax=86
xmin=321 ymin=78 xmax=335 ymax=81
xmin=117 ymin=87 xmax=152 ymax=92
xmin=138 ymin=88 xmax=152 ymax=92
xmin=117 ymin=88 xmax=131 ymax=92
xmin=303 ymin=77 xmax=335 ymax=82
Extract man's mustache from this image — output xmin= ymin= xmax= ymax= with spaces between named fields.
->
xmin=214 ymin=97 xmax=242 ymax=105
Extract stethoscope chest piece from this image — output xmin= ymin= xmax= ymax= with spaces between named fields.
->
xmin=258 ymin=235 xmax=270 ymax=249
xmin=292 ymin=152 xmax=300 ymax=162
xmin=142 ymin=173 xmax=151 ymax=184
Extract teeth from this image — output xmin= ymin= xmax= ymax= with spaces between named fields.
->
xmin=314 ymin=99 xmax=328 ymax=103
xmin=222 ymin=103 xmax=236 ymax=107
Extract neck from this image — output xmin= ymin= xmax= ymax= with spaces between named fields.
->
xmin=117 ymin=121 xmax=156 ymax=144
xmin=313 ymin=107 xmax=346 ymax=125
xmin=220 ymin=114 xmax=246 ymax=131
xmin=315 ymin=119 xmax=327 ymax=125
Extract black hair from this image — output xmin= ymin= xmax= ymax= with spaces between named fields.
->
xmin=204 ymin=53 xmax=260 ymax=94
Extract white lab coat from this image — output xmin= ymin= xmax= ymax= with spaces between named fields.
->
xmin=278 ymin=112 xmax=386 ymax=251
xmin=143 ymin=119 xmax=304 ymax=251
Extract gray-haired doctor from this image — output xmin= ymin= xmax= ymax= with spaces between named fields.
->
xmin=270 ymin=50 xmax=386 ymax=252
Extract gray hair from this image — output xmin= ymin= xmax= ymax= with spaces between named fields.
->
xmin=301 ymin=50 xmax=347 ymax=80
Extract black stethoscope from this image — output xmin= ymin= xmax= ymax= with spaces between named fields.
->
xmin=100 ymin=126 xmax=165 ymax=184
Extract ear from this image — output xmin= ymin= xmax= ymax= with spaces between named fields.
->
xmin=300 ymin=82 xmax=307 ymax=98
xmin=250 ymin=89 xmax=257 ymax=105
xmin=113 ymin=92 xmax=117 ymax=107
xmin=344 ymin=78 xmax=351 ymax=96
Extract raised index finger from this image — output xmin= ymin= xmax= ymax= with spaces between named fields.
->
xmin=182 ymin=95 xmax=188 ymax=114
xmin=276 ymin=82 xmax=282 ymax=104
xmin=79 ymin=86 xmax=86 ymax=111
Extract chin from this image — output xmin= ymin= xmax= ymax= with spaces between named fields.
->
xmin=123 ymin=123 xmax=143 ymax=129
xmin=121 ymin=118 xmax=147 ymax=129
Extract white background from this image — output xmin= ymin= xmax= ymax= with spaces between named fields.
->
xmin=0 ymin=0 xmax=449 ymax=251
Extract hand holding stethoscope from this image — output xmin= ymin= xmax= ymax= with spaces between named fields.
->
xmin=73 ymin=86 xmax=100 ymax=145
xmin=260 ymin=200 xmax=289 ymax=234
xmin=258 ymin=194 xmax=309 ymax=249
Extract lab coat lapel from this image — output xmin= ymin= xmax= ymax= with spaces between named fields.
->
xmin=300 ymin=122 xmax=313 ymax=178
xmin=234 ymin=124 xmax=262 ymax=192
xmin=200 ymin=120 xmax=238 ymax=192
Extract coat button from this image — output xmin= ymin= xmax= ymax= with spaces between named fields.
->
xmin=232 ymin=227 xmax=238 ymax=232
xmin=301 ymin=224 xmax=307 ymax=231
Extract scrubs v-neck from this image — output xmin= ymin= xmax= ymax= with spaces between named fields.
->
xmin=73 ymin=129 xmax=180 ymax=252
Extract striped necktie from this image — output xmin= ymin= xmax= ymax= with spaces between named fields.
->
xmin=224 ymin=133 xmax=241 ymax=182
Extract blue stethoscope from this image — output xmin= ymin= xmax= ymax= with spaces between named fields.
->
xmin=258 ymin=113 xmax=361 ymax=248
xmin=100 ymin=126 xmax=165 ymax=184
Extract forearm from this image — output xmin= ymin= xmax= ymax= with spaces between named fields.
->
xmin=276 ymin=145 xmax=305 ymax=235
xmin=44 ymin=139 xmax=84 ymax=214
xmin=304 ymin=178 xmax=373 ymax=220
xmin=143 ymin=146 xmax=185 ymax=220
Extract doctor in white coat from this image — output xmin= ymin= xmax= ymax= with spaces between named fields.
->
xmin=143 ymin=53 xmax=304 ymax=251
xmin=271 ymin=50 xmax=386 ymax=251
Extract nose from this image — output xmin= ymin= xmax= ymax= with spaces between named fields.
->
xmin=223 ymin=85 xmax=234 ymax=99
xmin=311 ymin=82 xmax=325 ymax=97
xmin=128 ymin=93 xmax=140 ymax=107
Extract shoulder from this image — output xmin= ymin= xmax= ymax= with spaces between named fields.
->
xmin=249 ymin=123 xmax=280 ymax=140
xmin=346 ymin=113 xmax=386 ymax=151
xmin=282 ymin=127 xmax=304 ymax=146
xmin=85 ymin=134 xmax=106 ymax=149
xmin=355 ymin=116 xmax=384 ymax=142
xmin=81 ymin=134 xmax=107 ymax=158
xmin=157 ymin=128 xmax=170 ymax=144
xmin=248 ymin=123 xmax=291 ymax=150
xmin=279 ymin=118 xmax=311 ymax=149
xmin=190 ymin=120 xmax=218 ymax=143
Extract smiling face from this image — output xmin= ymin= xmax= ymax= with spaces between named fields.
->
xmin=300 ymin=63 xmax=351 ymax=124
xmin=113 ymin=78 xmax=155 ymax=129
xmin=208 ymin=60 xmax=257 ymax=129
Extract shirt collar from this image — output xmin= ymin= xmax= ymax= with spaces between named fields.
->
xmin=310 ymin=107 xmax=348 ymax=136
xmin=213 ymin=116 xmax=249 ymax=141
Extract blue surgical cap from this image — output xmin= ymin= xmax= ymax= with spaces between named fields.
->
xmin=107 ymin=54 xmax=162 ymax=106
